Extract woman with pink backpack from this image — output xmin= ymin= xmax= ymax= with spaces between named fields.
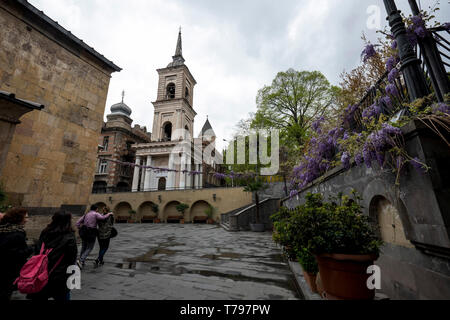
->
xmin=26 ymin=211 xmax=77 ymax=301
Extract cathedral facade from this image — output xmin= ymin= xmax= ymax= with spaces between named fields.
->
xmin=131 ymin=30 xmax=222 ymax=192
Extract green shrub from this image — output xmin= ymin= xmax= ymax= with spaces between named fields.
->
xmin=151 ymin=203 xmax=159 ymax=214
xmin=204 ymin=205 xmax=216 ymax=219
xmin=292 ymin=192 xmax=382 ymax=255
xmin=176 ymin=203 xmax=190 ymax=215
xmin=296 ymin=247 xmax=319 ymax=274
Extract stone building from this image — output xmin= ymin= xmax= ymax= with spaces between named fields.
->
xmin=93 ymin=96 xmax=152 ymax=194
xmin=0 ymin=0 xmax=121 ymax=215
xmin=132 ymin=30 xmax=222 ymax=192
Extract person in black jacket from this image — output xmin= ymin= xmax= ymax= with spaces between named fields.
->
xmin=27 ymin=211 xmax=78 ymax=301
xmin=0 ymin=208 xmax=32 ymax=300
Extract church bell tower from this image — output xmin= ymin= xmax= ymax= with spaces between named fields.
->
xmin=151 ymin=28 xmax=197 ymax=142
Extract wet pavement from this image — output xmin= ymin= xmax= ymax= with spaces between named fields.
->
xmin=13 ymin=224 xmax=301 ymax=300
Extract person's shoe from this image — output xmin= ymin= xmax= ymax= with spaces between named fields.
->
xmin=94 ymin=259 xmax=100 ymax=268
xmin=99 ymin=260 xmax=104 ymax=266
xmin=76 ymin=260 xmax=83 ymax=270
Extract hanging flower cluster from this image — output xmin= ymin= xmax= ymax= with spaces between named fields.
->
xmin=287 ymin=11 xmax=450 ymax=198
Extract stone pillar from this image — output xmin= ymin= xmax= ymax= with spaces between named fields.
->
xmin=167 ymin=154 xmax=175 ymax=190
xmin=132 ymin=156 xmax=141 ymax=192
xmin=140 ymin=157 xmax=146 ymax=191
xmin=144 ymin=156 xmax=153 ymax=192
xmin=186 ymin=161 xmax=192 ymax=189
xmin=199 ymin=164 xmax=203 ymax=189
xmin=180 ymin=155 xmax=186 ymax=190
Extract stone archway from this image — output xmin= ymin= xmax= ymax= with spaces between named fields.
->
xmin=189 ymin=200 xmax=211 ymax=223
xmin=369 ymin=196 xmax=413 ymax=248
xmin=114 ymin=202 xmax=133 ymax=223
xmin=163 ymin=201 xmax=181 ymax=223
xmin=138 ymin=201 xmax=159 ymax=222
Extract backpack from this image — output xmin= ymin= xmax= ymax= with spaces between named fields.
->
xmin=13 ymin=242 xmax=64 ymax=294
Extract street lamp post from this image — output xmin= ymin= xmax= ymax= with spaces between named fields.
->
xmin=383 ymin=0 xmax=430 ymax=101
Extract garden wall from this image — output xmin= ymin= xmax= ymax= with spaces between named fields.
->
xmin=282 ymin=120 xmax=450 ymax=300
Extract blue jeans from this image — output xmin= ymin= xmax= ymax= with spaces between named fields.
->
xmin=97 ymin=238 xmax=110 ymax=262
xmin=80 ymin=238 xmax=96 ymax=263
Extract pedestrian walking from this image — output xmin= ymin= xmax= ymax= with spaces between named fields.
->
xmin=26 ymin=211 xmax=78 ymax=301
xmin=76 ymin=205 xmax=113 ymax=269
xmin=94 ymin=207 xmax=115 ymax=268
xmin=0 ymin=208 xmax=32 ymax=300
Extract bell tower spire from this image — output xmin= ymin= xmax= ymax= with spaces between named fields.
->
xmin=170 ymin=27 xmax=185 ymax=67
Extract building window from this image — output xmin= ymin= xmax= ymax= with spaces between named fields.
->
xmin=185 ymin=87 xmax=189 ymax=98
xmin=98 ymin=160 xmax=108 ymax=174
xmin=103 ymin=136 xmax=109 ymax=151
xmin=166 ymin=83 xmax=176 ymax=99
xmin=163 ymin=122 xmax=172 ymax=141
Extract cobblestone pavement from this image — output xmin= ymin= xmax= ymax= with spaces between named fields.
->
xmin=13 ymin=224 xmax=301 ymax=300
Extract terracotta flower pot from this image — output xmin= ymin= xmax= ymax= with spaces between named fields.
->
xmin=207 ymin=218 xmax=215 ymax=224
xmin=302 ymin=270 xmax=318 ymax=293
xmin=180 ymin=219 xmax=185 ymax=224
xmin=315 ymin=253 xmax=378 ymax=300
xmin=154 ymin=218 xmax=161 ymax=223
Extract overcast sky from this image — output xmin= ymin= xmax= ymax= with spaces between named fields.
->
xmin=28 ymin=0 xmax=449 ymax=150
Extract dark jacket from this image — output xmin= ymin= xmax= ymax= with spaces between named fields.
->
xmin=98 ymin=214 xmax=114 ymax=240
xmin=0 ymin=223 xmax=32 ymax=287
xmin=34 ymin=230 xmax=78 ymax=285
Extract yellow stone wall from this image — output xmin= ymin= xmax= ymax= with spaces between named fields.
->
xmin=0 ymin=5 xmax=115 ymax=209
xmin=89 ymin=187 xmax=253 ymax=223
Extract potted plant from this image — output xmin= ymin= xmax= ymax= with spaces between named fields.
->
xmin=176 ymin=203 xmax=189 ymax=224
xmin=243 ymin=176 xmax=268 ymax=232
xmin=271 ymin=207 xmax=297 ymax=260
xmin=128 ymin=210 xmax=137 ymax=223
xmin=293 ymin=191 xmax=382 ymax=300
xmin=271 ymin=207 xmax=319 ymax=293
xmin=204 ymin=205 xmax=216 ymax=224
xmin=296 ymin=246 xmax=319 ymax=294
xmin=151 ymin=203 xmax=160 ymax=223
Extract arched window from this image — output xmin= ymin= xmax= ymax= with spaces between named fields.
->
xmin=166 ymin=83 xmax=175 ymax=99
xmin=185 ymin=87 xmax=189 ymax=98
xmin=158 ymin=178 xmax=167 ymax=191
xmin=163 ymin=122 xmax=172 ymax=141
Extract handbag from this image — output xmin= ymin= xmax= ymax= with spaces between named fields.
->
xmin=110 ymin=227 xmax=118 ymax=239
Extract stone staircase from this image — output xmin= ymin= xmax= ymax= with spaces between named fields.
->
xmin=220 ymin=198 xmax=280 ymax=232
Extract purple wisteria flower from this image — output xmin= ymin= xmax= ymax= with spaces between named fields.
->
xmin=391 ymin=40 xmax=397 ymax=50
xmin=355 ymin=153 xmax=364 ymax=166
xmin=361 ymin=44 xmax=377 ymax=62
xmin=380 ymin=95 xmax=392 ymax=108
xmin=385 ymin=83 xmax=399 ymax=97
xmin=432 ymin=103 xmax=450 ymax=115
xmin=362 ymin=103 xmax=381 ymax=120
xmin=344 ymin=104 xmax=359 ymax=125
xmin=341 ymin=152 xmax=351 ymax=169
xmin=312 ymin=116 xmax=325 ymax=133
xmin=385 ymin=56 xmax=399 ymax=72
xmin=388 ymin=68 xmax=399 ymax=83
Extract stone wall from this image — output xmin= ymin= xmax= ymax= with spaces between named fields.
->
xmin=282 ymin=120 xmax=450 ymax=300
xmin=0 ymin=2 xmax=118 ymax=214
xmin=89 ymin=187 xmax=253 ymax=223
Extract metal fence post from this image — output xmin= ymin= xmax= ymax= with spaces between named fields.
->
xmin=408 ymin=0 xmax=450 ymax=101
xmin=383 ymin=0 xmax=431 ymax=101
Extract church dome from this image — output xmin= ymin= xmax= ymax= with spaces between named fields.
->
xmin=110 ymin=101 xmax=132 ymax=117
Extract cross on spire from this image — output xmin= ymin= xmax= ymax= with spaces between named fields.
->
xmin=121 ymin=90 xmax=125 ymax=103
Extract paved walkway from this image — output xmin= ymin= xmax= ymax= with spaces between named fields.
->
xmin=13 ymin=224 xmax=301 ymax=300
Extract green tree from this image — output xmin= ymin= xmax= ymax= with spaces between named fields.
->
xmin=243 ymin=177 xmax=268 ymax=224
xmin=253 ymin=69 xmax=340 ymax=147
xmin=176 ymin=203 xmax=189 ymax=216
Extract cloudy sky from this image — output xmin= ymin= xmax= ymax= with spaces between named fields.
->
xmin=28 ymin=0 xmax=449 ymax=150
